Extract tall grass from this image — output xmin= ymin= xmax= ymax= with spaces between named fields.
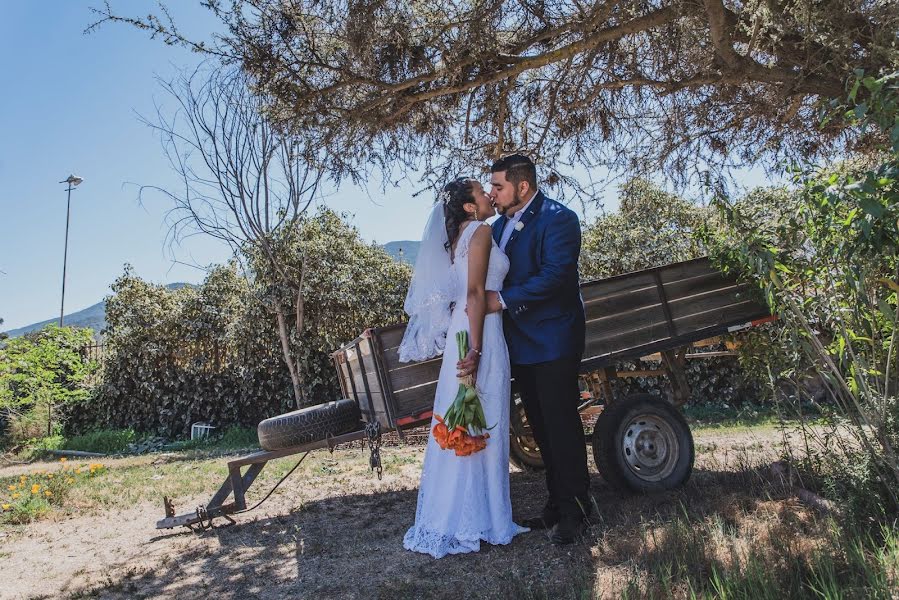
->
xmin=62 ymin=429 xmax=137 ymax=454
xmin=619 ymin=507 xmax=898 ymax=599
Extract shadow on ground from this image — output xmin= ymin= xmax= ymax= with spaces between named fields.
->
xmin=60 ymin=459 xmax=799 ymax=600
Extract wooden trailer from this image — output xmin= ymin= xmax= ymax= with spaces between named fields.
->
xmin=157 ymin=257 xmax=772 ymax=529
xmin=331 ymin=256 xmax=772 ymax=491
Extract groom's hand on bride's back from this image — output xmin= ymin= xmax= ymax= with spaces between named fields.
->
xmin=464 ymin=292 xmax=503 ymax=315
xmin=486 ymin=291 xmax=504 ymax=314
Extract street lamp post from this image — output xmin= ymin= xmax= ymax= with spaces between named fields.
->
xmin=58 ymin=175 xmax=83 ymax=327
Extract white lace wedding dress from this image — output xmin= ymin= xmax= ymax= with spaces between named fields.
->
xmin=403 ymin=221 xmax=529 ymax=559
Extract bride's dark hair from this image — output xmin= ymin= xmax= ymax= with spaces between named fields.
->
xmin=441 ymin=177 xmax=476 ymax=252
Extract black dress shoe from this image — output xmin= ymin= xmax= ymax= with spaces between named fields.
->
xmin=518 ymin=501 xmax=560 ymax=530
xmin=549 ymin=515 xmax=586 ymax=545
xmin=519 ymin=513 xmax=559 ymax=530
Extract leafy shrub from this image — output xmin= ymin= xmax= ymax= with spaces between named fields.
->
xmin=580 ymin=178 xmax=709 ymax=281
xmin=73 ymin=209 xmax=410 ymax=437
xmin=61 ymin=429 xmax=137 ymax=454
xmin=701 ymin=71 xmax=899 ymax=521
xmin=0 ymin=326 xmax=98 ymax=445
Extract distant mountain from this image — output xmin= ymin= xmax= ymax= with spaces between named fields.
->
xmin=382 ymin=241 xmax=419 ymax=265
xmin=2 ymin=282 xmax=192 ymax=340
xmin=3 ymin=240 xmax=419 ymax=339
xmin=3 ymin=301 xmax=107 ymax=339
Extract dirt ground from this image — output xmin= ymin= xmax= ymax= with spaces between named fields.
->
xmin=0 ymin=425 xmax=804 ymax=600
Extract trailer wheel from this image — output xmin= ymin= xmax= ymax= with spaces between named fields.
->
xmin=592 ymin=394 xmax=693 ymax=492
xmin=258 ymin=399 xmax=361 ymax=451
xmin=509 ymin=394 xmax=545 ymax=470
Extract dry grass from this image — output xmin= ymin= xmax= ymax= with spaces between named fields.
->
xmin=0 ymin=426 xmax=895 ymax=599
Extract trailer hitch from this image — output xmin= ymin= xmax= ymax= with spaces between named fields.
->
xmin=156 ymin=429 xmax=370 ymax=530
xmin=366 ymin=421 xmax=383 ymax=480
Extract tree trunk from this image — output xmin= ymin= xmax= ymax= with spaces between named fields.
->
xmin=274 ymin=299 xmax=304 ymax=408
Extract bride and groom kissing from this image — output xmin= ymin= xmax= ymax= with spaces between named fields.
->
xmin=398 ymin=153 xmax=592 ymax=559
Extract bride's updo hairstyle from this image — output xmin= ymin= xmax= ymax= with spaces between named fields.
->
xmin=441 ymin=177 xmax=476 ymax=252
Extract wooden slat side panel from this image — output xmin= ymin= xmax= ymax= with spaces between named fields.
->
xmin=663 ymin=271 xmax=739 ymax=303
xmin=392 ymin=382 xmax=438 ymax=417
xmin=384 ymin=345 xmax=434 ymax=371
xmin=583 ymin=321 xmax=673 ymax=362
xmin=346 ymin=356 xmax=382 ymax=389
xmin=338 ymin=361 xmax=352 ymax=398
xmin=667 ymin=286 xmax=757 ymax=323
xmin=388 ymin=359 xmax=442 ymax=391
xmin=344 ymin=350 xmax=387 ymax=419
xmin=584 ymin=286 xmax=662 ymax=322
xmin=585 ymin=302 xmax=670 ymax=341
xmin=580 ymin=273 xmax=657 ymax=303
xmin=657 ymin=258 xmax=718 ymax=285
xmin=672 ymin=299 xmax=768 ymax=333
xmin=377 ymin=326 xmax=407 ymax=351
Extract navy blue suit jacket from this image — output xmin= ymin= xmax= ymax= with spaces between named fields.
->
xmin=492 ymin=192 xmax=586 ymax=365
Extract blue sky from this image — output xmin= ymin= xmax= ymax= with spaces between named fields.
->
xmin=0 ymin=2 xmax=775 ymax=332
xmin=0 ymin=1 xmax=438 ymax=331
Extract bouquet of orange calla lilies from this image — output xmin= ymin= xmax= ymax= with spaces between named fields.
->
xmin=432 ymin=330 xmax=493 ymax=456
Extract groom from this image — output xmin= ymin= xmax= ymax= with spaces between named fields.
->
xmin=487 ymin=154 xmax=591 ymax=544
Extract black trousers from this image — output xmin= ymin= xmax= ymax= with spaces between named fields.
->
xmin=513 ymin=356 xmax=591 ymax=518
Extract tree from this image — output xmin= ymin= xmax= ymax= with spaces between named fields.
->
xmin=0 ymin=326 xmax=97 ymax=441
xmin=580 ymin=179 xmax=708 ymax=280
xmin=139 ymin=65 xmax=323 ymax=407
xmin=83 ymin=214 xmax=410 ymax=436
xmin=701 ymin=72 xmax=899 ymax=518
xmin=91 ymin=1 xmax=898 ymax=187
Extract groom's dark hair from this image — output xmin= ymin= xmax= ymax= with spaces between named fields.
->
xmin=490 ymin=154 xmax=537 ymax=191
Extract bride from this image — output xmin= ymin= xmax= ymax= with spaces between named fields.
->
xmin=399 ymin=177 xmax=528 ymax=559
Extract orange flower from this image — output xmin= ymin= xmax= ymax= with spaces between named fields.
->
xmin=447 ymin=426 xmax=466 ymax=450
xmin=433 ymin=422 xmax=449 ymax=449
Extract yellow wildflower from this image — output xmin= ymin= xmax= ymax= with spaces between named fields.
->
xmin=59 ymin=457 xmax=67 ymax=462
xmin=66 ymin=478 xmax=74 ymax=484
xmin=31 ymin=484 xmax=40 ymax=494
xmin=1 ymin=504 xmax=9 ymax=510
xmin=7 ymin=485 xmax=15 ymax=491
xmin=74 ymin=468 xmax=81 ymax=474
xmin=44 ymin=491 xmax=52 ymax=497
xmin=47 ymin=473 xmax=54 ymax=479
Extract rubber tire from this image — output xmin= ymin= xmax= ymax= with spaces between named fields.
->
xmin=257 ymin=399 xmax=361 ymax=451
xmin=592 ymin=394 xmax=694 ymax=493
xmin=509 ymin=394 xmax=546 ymax=471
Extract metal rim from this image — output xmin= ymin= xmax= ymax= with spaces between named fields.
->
xmin=621 ymin=412 xmax=679 ymax=482
xmin=511 ymin=401 xmax=542 ymax=461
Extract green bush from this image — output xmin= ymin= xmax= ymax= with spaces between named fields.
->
xmin=701 ymin=71 xmax=899 ymax=522
xmin=0 ymin=325 xmax=97 ymax=444
xmin=61 ymin=429 xmax=137 ymax=454
xmin=580 ymin=178 xmax=709 ymax=281
xmin=74 ymin=209 xmax=410 ymax=437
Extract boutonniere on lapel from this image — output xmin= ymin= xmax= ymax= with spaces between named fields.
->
xmin=514 ymin=221 xmax=525 ymax=232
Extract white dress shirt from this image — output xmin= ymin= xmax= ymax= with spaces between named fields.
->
xmin=498 ymin=191 xmax=538 ymax=251
xmin=497 ymin=191 xmax=538 ymax=310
